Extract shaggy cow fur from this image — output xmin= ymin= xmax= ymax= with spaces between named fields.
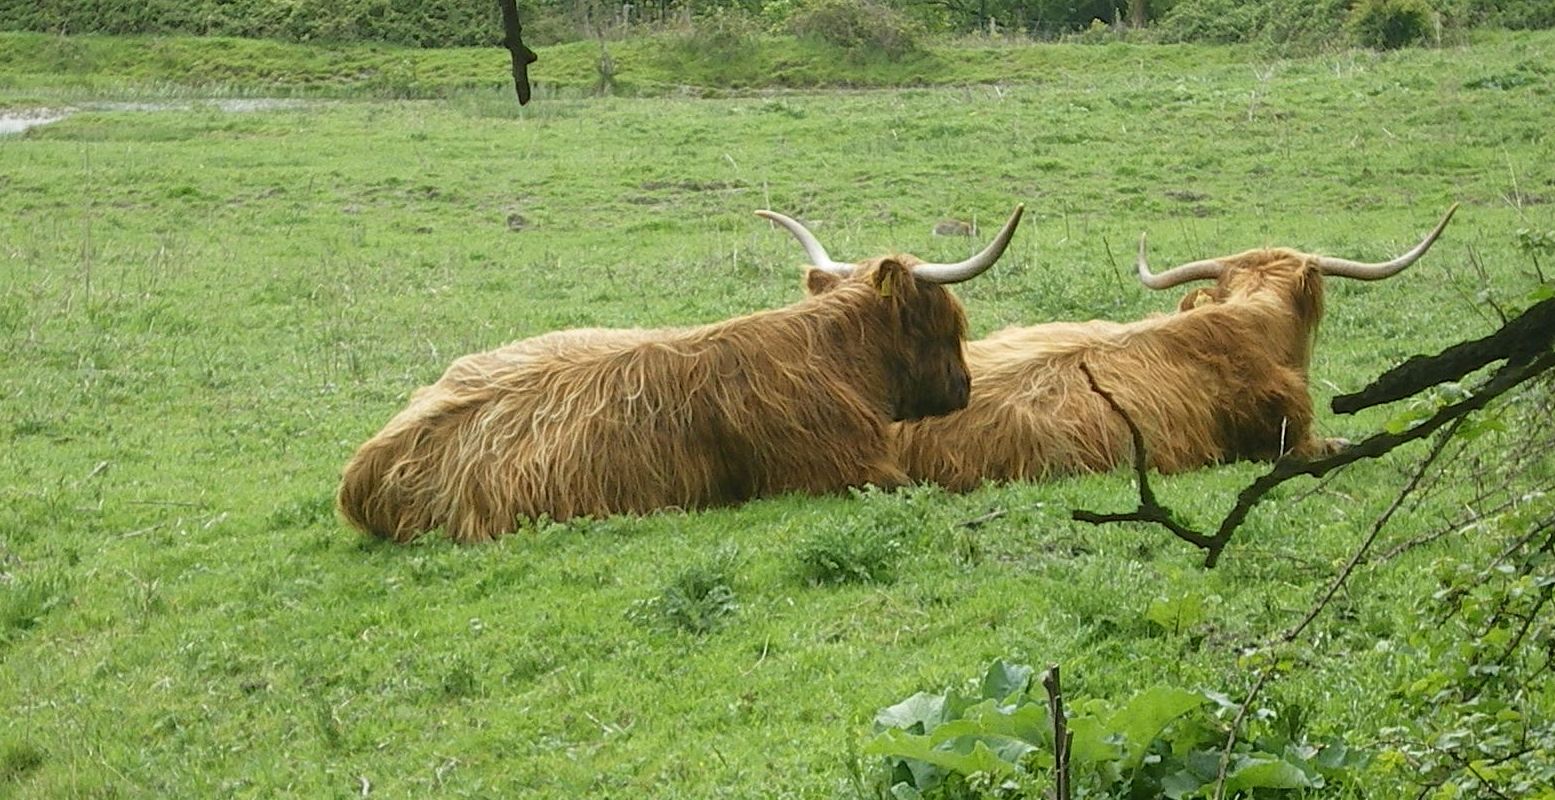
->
xmin=893 ymin=211 xmax=1455 ymax=491
xmin=338 ymin=259 xmax=977 ymax=543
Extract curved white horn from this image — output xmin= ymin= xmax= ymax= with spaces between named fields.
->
xmin=1136 ymin=232 xmax=1226 ymax=290
xmin=755 ymin=210 xmax=853 ymax=276
xmin=911 ymin=204 xmax=1025 ymax=285
xmin=1314 ymin=203 xmax=1459 ymax=280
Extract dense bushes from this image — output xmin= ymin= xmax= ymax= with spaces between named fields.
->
xmin=0 ymin=0 xmax=502 ymax=47
xmin=1154 ymin=0 xmax=1350 ymax=45
xmin=0 ymin=0 xmax=1550 ymax=47
xmin=1348 ymin=0 xmax=1434 ymax=49
xmin=782 ymin=0 xmax=923 ymax=58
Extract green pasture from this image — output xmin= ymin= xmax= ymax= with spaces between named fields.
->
xmin=2 ymin=30 xmax=1553 ymax=798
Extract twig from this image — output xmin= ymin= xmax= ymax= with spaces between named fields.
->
xmin=1042 ymin=664 xmax=1072 ymax=800
xmin=956 ymin=503 xmax=1044 ymax=529
xmin=1280 ymin=417 xmax=1464 ymax=643
xmin=119 ymin=523 xmax=167 ymax=539
xmin=1212 ymin=667 xmax=1275 ymax=800
xmin=1070 ymin=363 xmax=1219 ymax=552
xmin=1332 ymin=294 xmax=1555 ymax=414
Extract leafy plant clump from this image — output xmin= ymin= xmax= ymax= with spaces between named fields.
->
xmin=794 ymin=517 xmax=905 ymax=585
xmin=1349 ymin=0 xmax=1435 ymax=49
xmin=864 ymin=660 xmax=1367 ymax=799
xmin=628 ymin=547 xmax=741 ymax=635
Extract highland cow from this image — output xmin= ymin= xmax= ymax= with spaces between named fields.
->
xmin=893 ymin=206 xmax=1457 ymax=490
xmin=338 ymin=206 xmax=1025 ymax=542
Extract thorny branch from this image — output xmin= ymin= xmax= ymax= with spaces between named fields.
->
xmin=1070 ymin=362 xmax=1218 ymax=552
xmin=1332 ymin=294 xmax=1555 ymax=414
xmin=1279 ymin=417 xmax=1465 ymax=644
xmin=1212 ymin=667 xmax=1276 ymax=800
xmin=1210 ymin=420 xmax=1463 ymax=800
xmin=1073 ymin=348 xmax=1555 ymax=567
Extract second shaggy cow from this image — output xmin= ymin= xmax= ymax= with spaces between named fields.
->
xmin=893 ymin=206 xmax=1457 ymax=490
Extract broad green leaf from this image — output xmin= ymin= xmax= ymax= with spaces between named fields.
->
xmin=889 ymin=783 xmax=924 ymax=800
xmin=876 ymin=692 xmax=949 ymax=734
xmin=1223 ymin=757 xmax=1314 ymax=792
xmin=1067 ymin=715 xmax=1124 ymax=765
xmin=1145 ymin=592 xmax=1207 ymax=634
xmin=1313 ymin=743 xmax=1370 ymax=778
xmin=1184 ymin=749 xmax=1223 ymax=781
xmin=982 ymin=659 xmax=1035 ymax=703
xmin=1111 ymin=687 xmax=1209 ymax=771
xmin=1384 ymin=403 xmax=1435 ymax=434
xmin=949 ymin=699 xmax=1051 ymax=746
xmin=863 ymin=729 xmax=1019 ymax=778
xmin=1162 ymin=768 xmax=1208 ymax=799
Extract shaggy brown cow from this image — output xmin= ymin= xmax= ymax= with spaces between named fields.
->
xmin=892 ymin=206 xmax=1457 ymax=491
xmin=338 ymin=205 xmax=1025 ymax=542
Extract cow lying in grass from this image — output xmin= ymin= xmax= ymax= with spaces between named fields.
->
xmin=338 ymin=206 xmax=1024 ymax=542
xmin=892 ymin=206 xmax=1457 ymax=491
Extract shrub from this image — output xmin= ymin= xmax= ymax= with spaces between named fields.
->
xmin=793 ymin=494 xmax=918 ymax=586
xmin=0 ymin=0 xmax=502 ymax=47
xmin=865 ymin=659 xmax=1371 ymax=799
xmin=1437 ymin=0 xmax=1555 ymax=30
xmin=628 ymin=547 xmax=740 ymax=635
xmin=783 ymin=0 xmax=923 ymax=59
xmin=676 ymin=6 xmax=764 ymax=58
xmin=1348 ymin=0 xmax=1434 ymax=49
xmin=1154 ymin=0 xmax=1349 ymax=46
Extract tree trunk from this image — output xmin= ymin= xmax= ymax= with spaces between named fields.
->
xmin=1129 ymin=0 xmax=1147 ymax=28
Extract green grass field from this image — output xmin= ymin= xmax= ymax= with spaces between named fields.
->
xmin=2 ymin=30 xmax=1553 ymax=798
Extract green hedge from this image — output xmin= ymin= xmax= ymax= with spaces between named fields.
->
xmin=0 ymin=0 xmax=504 ymax=47
xmin=1 ymin=0 xmax=1551 ymax=48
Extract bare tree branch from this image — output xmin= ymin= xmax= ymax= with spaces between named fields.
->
xmin=1332 ymin=294 xmax=1555 ymax=414
xmin=1070 ymin=362 xmax=1219 ymax=551
xmin=498 ymin=0 xmax=538 ymax=105
xmin=1073 ymin=324 xmax=1555 ymax=568
xmin=1279 ymin=417 xmax=1464 ymax=643
xmin=1041 ymin=664 xmax=1072 ymax=800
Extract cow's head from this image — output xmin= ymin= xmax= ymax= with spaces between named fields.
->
xmin=758 ymin=205 xmax=1024 ymax=420
xmin=1137 ymin=204 xmax=1456 ymax=305
xmin=1133 ymin=205 xmax=1457 ymax=365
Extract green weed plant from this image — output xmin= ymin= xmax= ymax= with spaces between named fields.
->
xmin=866 ymin=659 xmax=1369 ymax=798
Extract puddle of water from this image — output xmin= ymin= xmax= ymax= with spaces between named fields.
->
xmin=0 ymin=98 xmax=310 ymax=136
xmin=0 ymin=111 xmax=69 ymax=135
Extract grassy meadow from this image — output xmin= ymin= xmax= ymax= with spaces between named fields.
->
xmin=2 ymin=29 xmax=1554 ymax=798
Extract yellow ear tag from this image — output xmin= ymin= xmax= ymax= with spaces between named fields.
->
xmin=878 ymin=271 xmax=894 ymax=298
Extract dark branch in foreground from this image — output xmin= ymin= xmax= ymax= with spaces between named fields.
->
xmin=498 ymin=0 xmax=539 ymax=105
xmin=1071 ymin=363 xmax=1218 ymax=551
xmin=1041 ymin=665 xmax=1073 ymax=800
xmin=1332 ymin=294 xmax=1555 ymax=414
xmin=1072 ymin=344 xmax=1555 ymax=568
xmin=1279 ymin=417 xmax=1463 ymax=643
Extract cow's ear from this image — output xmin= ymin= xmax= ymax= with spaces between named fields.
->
xmin=871 ymin=258 xmax=912 ymax=299
xmin=1178 ymin=288 xmax=1216 ymax=312
xmin=805 ymin=268 xmax=843 ymax=296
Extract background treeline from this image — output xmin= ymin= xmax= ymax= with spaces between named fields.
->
xmin=1 ymin=0 xmax=1551 ymax=50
